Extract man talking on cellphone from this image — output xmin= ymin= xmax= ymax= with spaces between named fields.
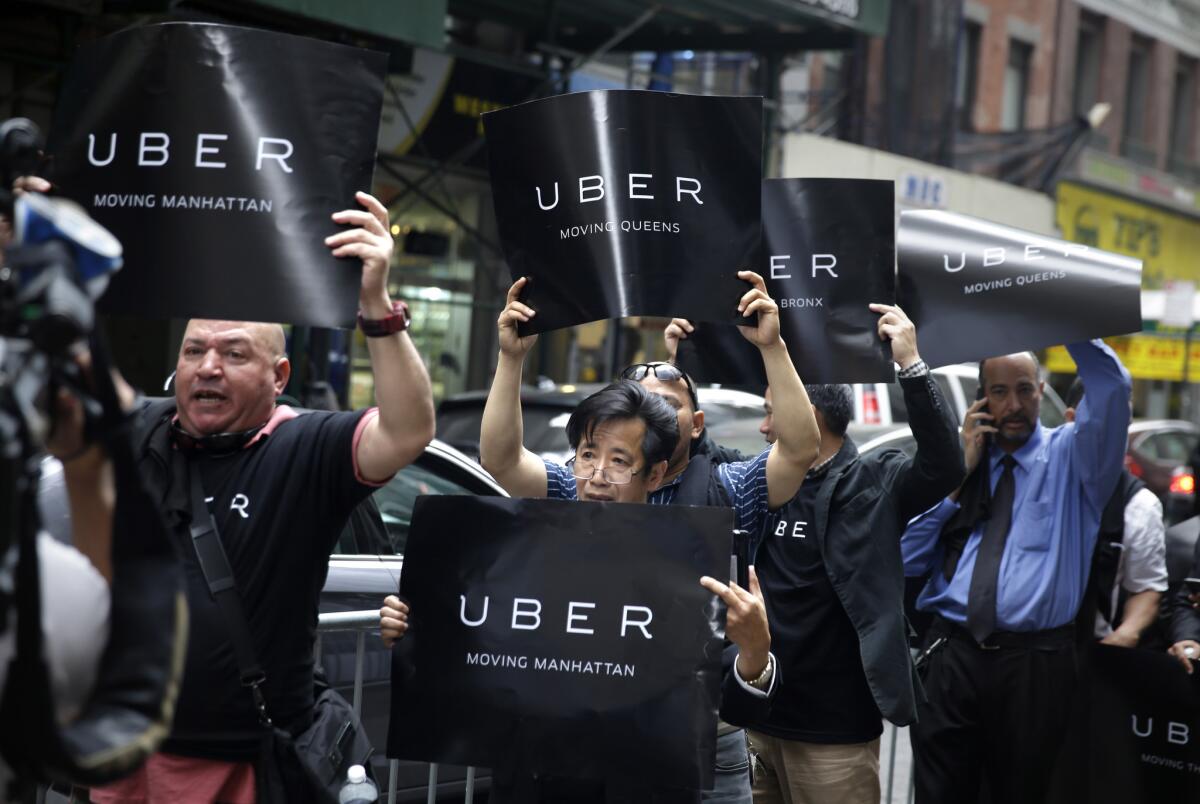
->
xmin=901 ymin=340 xmax=1131 ymax=804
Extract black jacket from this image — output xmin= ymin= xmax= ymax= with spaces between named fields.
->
xmin=1168 ymin=534 xmax=1200 ymax=645
xmin=752 ymin=374 xmax=964 ymax=727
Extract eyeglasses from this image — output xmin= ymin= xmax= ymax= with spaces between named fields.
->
xmin=620 ymin=362 xmax=698 ymax=411
xmin=566 ymin=457 xmax=643 ymax=486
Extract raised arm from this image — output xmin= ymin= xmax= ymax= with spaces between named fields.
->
xmin=871 ymin=303 xmax=966 ymax=522
xmin=479 ymin=278 xmax=550 ymax=497
xmin=735 ymin=271 xmax=819 ymax=508
xmin=1067 ymin=339 xmax=1133 ymax=510
xmin=328 ymin=192 xmax=435 ymax=483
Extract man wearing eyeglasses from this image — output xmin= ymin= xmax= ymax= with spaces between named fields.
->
xmin=481 ymin=271 xmax=818 ymax=513
xmin=384 ymin=378 xmax=776 ymax=801
xmin=471 ymin=269 xmax=819 ymax=801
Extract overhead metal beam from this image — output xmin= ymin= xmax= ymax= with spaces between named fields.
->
xmin=386 ymin=5 xmax=662 ymax=213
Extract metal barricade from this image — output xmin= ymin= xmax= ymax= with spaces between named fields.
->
xmin=316 ymin=610 xmax=919 ymax=803
xmin=878 ymin=722 xmax=916 ymax=804
xmin=316 ymin=610 xmax=480 ymax=804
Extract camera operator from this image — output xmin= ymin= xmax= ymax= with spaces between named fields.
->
xmin=0 ymin=174 xmax=139 ymax=792
xmin=0 ymin=353 xmax=135 ymax=718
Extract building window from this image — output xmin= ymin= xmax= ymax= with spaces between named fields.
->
xmin=1001 ymin=40 xmax=1032 ymax=131
xmin=1121 ymin=36 xmax=1153 ymax=165
xmin=1169 ymin=58 xmax=1197 ymax=177
xmin=956 ymin=21 xmax=982 ymax=130
xmin=1072 ymin=13 xmax=1102 ymax=117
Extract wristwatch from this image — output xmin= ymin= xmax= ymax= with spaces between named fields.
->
xmin=358 ymin=300 xmax=411 ymax=337
xmin=746 ymin=654 xmax=775 ymax=690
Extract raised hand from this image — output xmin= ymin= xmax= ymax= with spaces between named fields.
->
xmin=735 ymin=271 xmax=782 ymax=349
xmin=869 ymin=303 xmax=921 ymax=370
xmin=497 ymin=277 xmax=539 ymax=358
xmin=664 ymin=318 xmax=694 ymax=362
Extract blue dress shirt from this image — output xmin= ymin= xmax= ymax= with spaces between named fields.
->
xmin=901 ymin=340 xmax=1132 ymax=632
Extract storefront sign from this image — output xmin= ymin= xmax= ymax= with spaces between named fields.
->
xmin=48 ymin=23 xmax=387 ymax=327
xmin=1046 ymin=333 xmax=1200 ymax=382
xmin=1057 ymin=181 xmax=1200 ymax=288
xmin=677 ymin=178 xmax=896 ymax=385
xmin=483 ymin=90 xmax=762 ymax=335
xmin=388 ymin=496 xmax=732 ymax=791
xmin=897 ymin=210 xmax=1143 ymax=367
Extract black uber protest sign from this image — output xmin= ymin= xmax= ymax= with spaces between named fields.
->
xmin=897 ymin=210 xmax=1142 ymax=367
xmin=388 ymin=495 xmax=732 ymax=791
xmin=1051 ymin=644 xmax=1200 ymax=803
xmin=48 ymin=23 xmax=387 ymax=328
xmin=483 ymin=90 xmax=762 ymax=335
xmin=677 ymin=178 xmax=896 ymax=386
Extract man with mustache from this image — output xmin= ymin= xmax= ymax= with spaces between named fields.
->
xmin=901 ymin=341 xmax=1131 ymax=804
xmin=91 ymin=191 xmax=436 ymax=803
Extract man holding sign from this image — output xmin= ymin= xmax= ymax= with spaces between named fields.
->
xmin=901 ymin=340 xmax=1131 ymax=804
xmin=92 ymin=192 xmax=435 ymax=802
xmin=481 ymin=270 xmax=818 ymax=516
xmin=385 ymin=380 xmax=776 ymax=801
xmin=469 ymin=270 xmax=818 ymax=799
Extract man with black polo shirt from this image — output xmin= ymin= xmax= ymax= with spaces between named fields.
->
xmin=739 ymin=305 xmax=963 ymax=804
xmin=91 ymin=191 xmax=435 ymax=803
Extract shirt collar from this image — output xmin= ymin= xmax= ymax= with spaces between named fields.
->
xmin=989 ymin=422 xmax=1044 ymax=474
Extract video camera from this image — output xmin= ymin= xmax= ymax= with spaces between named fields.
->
xmin=1 ymin=115 xmax=125 ymax=619
xmin=0 ymin=118 xmax=185 ymax=798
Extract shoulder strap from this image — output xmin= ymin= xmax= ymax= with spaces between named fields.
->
xmin=672 ymin=454 xmax=712 ymax=506
xmin=1122 ymin=473 xmax=1146 ymax=506
xmin=187 ymin=466 xmax=273 ymax=726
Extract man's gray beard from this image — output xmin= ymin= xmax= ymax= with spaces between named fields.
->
xmin=995 ymin=422 xmax=1034 ymax=449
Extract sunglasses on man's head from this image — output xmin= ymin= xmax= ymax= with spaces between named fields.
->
xmin=620 ymin=362 xmax=699 ymax=410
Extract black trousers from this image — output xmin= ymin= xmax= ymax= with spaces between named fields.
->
xmin=911 ymin=622 xmax=1078 ymax=804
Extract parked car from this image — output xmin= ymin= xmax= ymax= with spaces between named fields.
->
xmin=1125 ymin=420 xmax=1200 ymax=524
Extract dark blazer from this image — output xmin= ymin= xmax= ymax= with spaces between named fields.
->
xmin=1168 ymin=535 xmax=1200 ymax=645
xmin=752 ymin=373 xmax=964 ymax=727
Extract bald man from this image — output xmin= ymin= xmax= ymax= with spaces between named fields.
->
xmin=92 ymin=192 xmax=435 ymax=803
xmin=901 ymin=341 xmax=1132 ymax=804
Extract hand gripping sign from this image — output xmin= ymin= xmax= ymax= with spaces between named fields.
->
xmin=483 ymin=89 xmax=763 ymax=335
xmin=48 ymin=23 xmax=387 ymax=328
xmin=897 ymin=210 xmax=1143 ymax=367
xmin=388 ymin=496 xmax=733 ymax=792
xmin=677 ymin=178 xmax=897 ymax=386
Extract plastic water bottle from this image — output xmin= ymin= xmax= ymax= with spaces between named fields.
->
xmin=338 ymin=764 xmax=378 ymax=804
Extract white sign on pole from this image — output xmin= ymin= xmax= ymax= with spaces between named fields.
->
xmin=1163 ymin=280 xmax=1195 ymax=329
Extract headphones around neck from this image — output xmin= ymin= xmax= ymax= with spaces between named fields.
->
xmin=169 ymin=419 xmax=264 ymax=455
